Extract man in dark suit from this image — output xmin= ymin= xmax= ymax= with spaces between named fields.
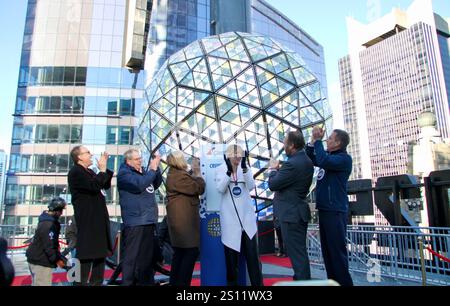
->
xmin=268 ymin=130 xmax=314 ymax=280
xmin=68 ymin=145 xmax=113 ymax=286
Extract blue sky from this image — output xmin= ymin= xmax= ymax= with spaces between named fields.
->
xmin=0 ymin=0 xmax=449 ymax=154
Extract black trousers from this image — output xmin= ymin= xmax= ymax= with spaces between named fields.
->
xmin=169 ymin=247 xmax=199 ymax=286
xmin=122 ymin=224 xmax=155 ymax=286
xmin=318 ymin=211 xmax=353 ymax=286
xmin=109 ymin=233 xmax=166 ymax=284
xmin=280 ymin=220 xmax=310 ymax=280
xmin=275 ymin=226 xmax=286 ymax=254
xmin=224 ymin=232 xmax=263 ymax=286
xmin=79 ymin=258 xmax=105 ymax=286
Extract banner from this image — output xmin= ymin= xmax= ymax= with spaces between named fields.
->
xmin=199 ymin=144 xmax=247 ymax=285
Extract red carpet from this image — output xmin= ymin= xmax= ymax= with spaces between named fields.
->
xmin=260 ymin=254 xmax=292 ymax=268
xmin=13 ymin=255 xmax=291 ymax=286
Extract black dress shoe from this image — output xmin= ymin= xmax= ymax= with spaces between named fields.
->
xmin=154 ymin=262 xmax=171 ymax=276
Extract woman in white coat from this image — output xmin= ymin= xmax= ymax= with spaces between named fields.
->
xmin=215 ymin=144 xmax=263 ymax=286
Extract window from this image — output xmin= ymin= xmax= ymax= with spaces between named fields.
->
xmin=57 ymin=155 xmax=69 ymax=172
xmin=47 ymin=125 xmax=59 ymax=142
xmin=73 ymin=97 xmax=84 ymax=113
xmin=120 ymin=99 xmax=134 ymax=116
xmin=16 ymin=96 xmax=26 ymax=114
xmin=71 ymin=126 xmax=82 ymax=143
xmin=34 ymin=124 xmax=82 ymax=143
xmin=19 ymin=66 xmax=89 ymax=87
xmin=50 ymin=96 xmax=61 ymax=113
xmin=62 ymin=96 xmax=73 ymax=113
xmin=107 ymin=126 xmax=118 ymax=144
xmin=108 ymin=100 xmax=118 ymax=115
xmin=63 ymin=67 xmax=75 ymax=85
xmin=26 ymin=97 xmax=36 ymax=113
xmin=38 ymin=97 xmax=50 ymax=113
xmin=75 ymin=67 xmax=87 ymax=86
xmin=53 ymin=67 xmax=64 ymax=85
xmin=119 ymin=127 xmax=133 ymax=145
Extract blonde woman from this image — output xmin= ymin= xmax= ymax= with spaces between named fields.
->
xmin=166 ymin=151 xmax=205 ymax=286
xmin=215 ymin=144 xmax=263 ymax=286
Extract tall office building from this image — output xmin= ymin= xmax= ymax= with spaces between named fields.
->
xmin=4 ymin=0 xmax=150 ymax=227
xmin=5 ymin=0 xmax=329 ymax=227
xmin=339 ymin=55 xmax=362 ymax=181
xmin=339 ymin=0 xmax=450 ymax=180
xmin=0 ymin=150 xmax=7 ymax=223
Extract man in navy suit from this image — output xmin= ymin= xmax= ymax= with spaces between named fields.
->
xmin=268 ymin=130 xmax=314 ymax=280
xmin=306 ymin=127 xmax=353 ymax=286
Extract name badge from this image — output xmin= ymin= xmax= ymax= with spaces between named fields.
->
xmin=232 ymin=186 xmax=242 ymax=198
xmin=317 ymin=169 xmax=325 ymax=181
xmin=146 ymin=185 xmax=155 ymax=194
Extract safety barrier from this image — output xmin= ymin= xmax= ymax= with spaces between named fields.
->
xmin=307 ymin=224 xmax=450 ymax=286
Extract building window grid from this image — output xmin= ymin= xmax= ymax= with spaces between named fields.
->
xmin=360 ymin=23 xmax=439 ymax=178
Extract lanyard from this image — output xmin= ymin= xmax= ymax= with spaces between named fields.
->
xmin=231 ymin=172 xmax=238 ymax=186
xmin=228 ymin=185 xmax=244 ymax=231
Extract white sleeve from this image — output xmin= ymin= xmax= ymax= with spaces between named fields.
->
xmin=215 ymin=164 xmax=231 ymax=194
xmin=243 ymin=168 xmax=256 ymax=191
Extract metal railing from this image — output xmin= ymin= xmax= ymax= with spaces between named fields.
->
xmin=307 ymin=224 xmax=450 ymax=286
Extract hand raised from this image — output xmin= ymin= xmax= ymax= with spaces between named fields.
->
xmin=97 ymin=152 xmax=108 ymax=172
xmin=268 ymin=158 xmax=280 ymax=170
xmin=150 ymin=154 xmax=161 ymax=171
xmin=312 ymin=126 xmax=325 ymax=142
xmin=241 ymin=151 xmax=249 ymax=171
xmin=223 ymin=154 xmax=233 ymax=176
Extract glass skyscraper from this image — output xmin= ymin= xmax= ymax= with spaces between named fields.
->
xmin=339 ymin=0 xmax=450 ymax=180
xmin=4 ymin=0 xmax=329 ymax=227
xmin=0 ymin=150 xmax=7 ymax=223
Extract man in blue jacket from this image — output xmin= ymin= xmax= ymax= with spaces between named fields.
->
xmin=117 ymin=149 xmax=162 ymax=286
xmin=26 ymin=197 xmax=67 ymax=286
xmin=268 ymin=131 xmax=314 ymax=280
xmin=306 ymin=126 xmax=353 ymax=286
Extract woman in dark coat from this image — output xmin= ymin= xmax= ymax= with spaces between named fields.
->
xmin=166 ymin=151 xmax=205 ymax=286
xmin=67 ymin=145 xmax=113 ymax=286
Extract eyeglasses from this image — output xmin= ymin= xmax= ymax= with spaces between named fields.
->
xmin=79 ymin=151 xmax=91 ymax=155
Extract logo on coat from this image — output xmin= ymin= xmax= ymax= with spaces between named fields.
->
xmin=146 ymin=184 xmax=155 ymax=194
xmin=232 ymin=186 xmax=242 ymax=198
xmin=317 ymin=168 xmax=325 ymax=181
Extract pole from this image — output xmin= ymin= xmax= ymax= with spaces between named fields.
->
xmin=418 ymin=236 xmax=427 ymax=286
xmin=116 ymin=230 xmax=121 ymax=265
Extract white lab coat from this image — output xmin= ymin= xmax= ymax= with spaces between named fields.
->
xmin=215 ymin=163 xmax=258 ymax=252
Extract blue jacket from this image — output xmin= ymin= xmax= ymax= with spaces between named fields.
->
xmin=306 ymin=141 xmax=352 ymax=213
xmin=26 ymin=212 xmax=63 ymax=268
xmin=117 ymin=163 xmax=163 ymax=227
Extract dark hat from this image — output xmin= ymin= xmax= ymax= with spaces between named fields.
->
xmin=48 ymin=197 xmax=67 ymax=212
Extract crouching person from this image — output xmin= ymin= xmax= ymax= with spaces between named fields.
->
xmin=26 ymin=197 xmax=67 ymax=286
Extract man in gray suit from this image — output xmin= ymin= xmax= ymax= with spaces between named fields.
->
xmin=268 ymin=130 xmax=314 ymax=280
